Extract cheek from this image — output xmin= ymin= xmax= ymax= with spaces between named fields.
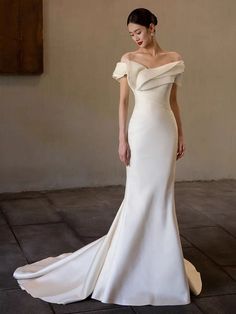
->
xmin=140 ymin=33 xmax=147 ymax=41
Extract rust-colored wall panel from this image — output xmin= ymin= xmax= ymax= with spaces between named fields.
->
xmin=0 ymin=0 xmax=19 ymax=73
xmin=0 ymin=0 xmax=19 ymax=39
xmin=20 ymin=0 xmax=43 ymax=74
xmin=0 ymin=39 xmax=18 ymax=73
xmin=0 ymin=0 xmax=43 ymax=75
xmin=21 ymin=40 xmax=42 ymax=73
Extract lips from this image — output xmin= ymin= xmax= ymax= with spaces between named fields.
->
xmin=137 ymin=41 xmax=143 ymax=45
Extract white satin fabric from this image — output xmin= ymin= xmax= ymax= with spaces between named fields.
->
xmin=13 ymin=59 xmax=202 ymax=306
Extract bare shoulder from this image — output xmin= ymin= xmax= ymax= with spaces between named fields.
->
xmin=120 ymin=51 xmax=138 ymax=62
xmin=168 ymin=51 xmax=183 ymax=61
xmin=120 ymin=53 xmax=130 ymax=62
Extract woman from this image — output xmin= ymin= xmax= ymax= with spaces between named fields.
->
xmin=13 ymin=8 xmax=202 ymax=306
xmin=118 ymin=10 xmax=185 ymax=167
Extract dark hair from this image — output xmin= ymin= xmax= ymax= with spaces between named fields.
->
xmin=127 ymin=8 xmax=158 ymax=28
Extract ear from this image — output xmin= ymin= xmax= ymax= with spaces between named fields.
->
xmin=149 ymin=23 xmax=155 ymax=33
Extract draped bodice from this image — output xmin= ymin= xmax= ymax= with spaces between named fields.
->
xmin=112 ymin=59 xmax=185 ymax=110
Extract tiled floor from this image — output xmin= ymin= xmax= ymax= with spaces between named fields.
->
xmin=0 ymin=180 xmax=236 ymax=314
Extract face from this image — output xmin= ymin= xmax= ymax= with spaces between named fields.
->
xmin=128 ymin=22 xmax=154 ymax=48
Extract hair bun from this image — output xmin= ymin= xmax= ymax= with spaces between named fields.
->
xmin=151 ymin=13 xmax=158 ymax=26
xmin=127 ymin=8 xmax=158 ymax=28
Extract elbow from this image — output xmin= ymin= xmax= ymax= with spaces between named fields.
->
xmin=119 ymin=98 xmax=129 ymax=107
xmin=170 ymin=99 xmax=178 ymax=109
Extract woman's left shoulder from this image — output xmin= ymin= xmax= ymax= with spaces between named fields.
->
xmin=168 ymin=51 xmax=183 ymax=61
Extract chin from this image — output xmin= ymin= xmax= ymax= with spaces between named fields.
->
xmin=137 ymin=43 xmax=144 ymax=47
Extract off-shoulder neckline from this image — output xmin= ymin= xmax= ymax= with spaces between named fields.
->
xmin=118 ymin=59 xmax=184 ymax=70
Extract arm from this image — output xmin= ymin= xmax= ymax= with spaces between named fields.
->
xmin=170 ymin=83 xmax=186 ymax=160
xmin=118 ymin=54 xmax=131 ymax=166
xmin=118 ymin=75 xmax=131 ymax=166
xmin=118 ymin=75 xmax=129 ymax=142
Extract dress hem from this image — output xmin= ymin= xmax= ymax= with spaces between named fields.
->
xmin=90 ymin=295 xmax=191 ymax=307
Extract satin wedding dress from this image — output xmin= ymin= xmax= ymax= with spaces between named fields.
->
xmin=13 ymin=58 xmax=202 ymax=306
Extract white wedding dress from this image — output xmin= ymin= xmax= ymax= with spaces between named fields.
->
xmin=13 ymin=58 xmax=202 ymax=306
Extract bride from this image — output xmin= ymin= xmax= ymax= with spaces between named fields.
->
xmin=13 ymin=7 xmax=202 ymax=306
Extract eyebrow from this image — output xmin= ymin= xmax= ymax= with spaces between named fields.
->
xmin=129 ymin=28 xmax=141 ymax=33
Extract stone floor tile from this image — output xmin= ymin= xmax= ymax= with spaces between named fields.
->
xmin=0 ymin=243 xmax=27 ymax=290
xmin=175 ymin=180 xmax=236 ymax=211
xmin=0 ymin=211 xmax=7 ymax=225
xmin=181 ymin=226 xmax=236 ymax=265
xmin=80 ymin=236 xmax=100 ymax=245
xmin=0 ymin=225 xmax=16 ymax=244
xmin=175 ymin=180 xmax=212 ymax=195
xmin=203 ymin=210 xmax=236 ymax=237
xmin=194 ymin=294 xmax=236 ymax=314
xmin=47 ymin=187 xmax=125 ymax=217
xmin=223 ymin=266 xmax=236 ymax=280
xmin=13 ymin=223 xmax=84 ymax=262
xmin=176 ymin=205 xmax=215 ymax=228
xmin=52 ymin=296 xmax=123 ymax=314
xmin=60 ymin=206 xmax=117 ymax=238
xmin=186 ymin=190 xmax=236 ymax=236
xmin=180 ymin=236 xmax=192 ymax=248
xmin=94 ymin=185 xmax=125 ymax=204
xmin=185 ymin=196 xmax=235 ymax=215
xmin=183 ymin=247 xmax=236 ymax=296
xmin=0 ymin=289 xmax=53 ymax=314
xmin=0 ymin=190 xmax=42 ymax=201
xmin=175 ymin=179 xmax=235 ymax=195
xmin=132 ymin=302 xmax=202 ymax=313
xmin=81 ymin=308 xmax=134 ymax=314
xmin=1 ymin=198 xmax=62 ymax=226
xmin=46 ymin=189 xmax=102 ymax=210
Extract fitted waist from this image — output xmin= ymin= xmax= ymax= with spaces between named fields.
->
xmin=134 ymin=100 xmax=172 ymax=111
xmin=134 ymin=86 xmax=172 ymax=108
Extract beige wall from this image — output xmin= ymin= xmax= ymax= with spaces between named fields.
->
xmin=0 ymin=0 xmax=235 ymax=193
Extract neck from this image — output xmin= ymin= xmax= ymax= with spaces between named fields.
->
xmin=140 ymin=38 xmax=164 ymax=56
